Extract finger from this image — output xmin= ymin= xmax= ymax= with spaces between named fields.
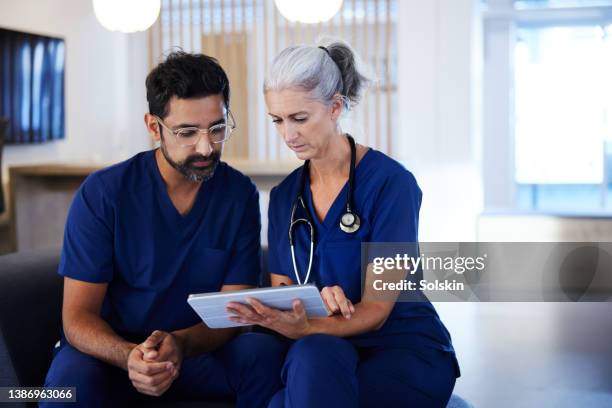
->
xmin=133 ymin=372 xmax=174 ymax=397
xmin=157 ymin=339 xmax=180 ymax=364
xmin=129 ymin=345 xmax=144 ymax=361
xmin=129 ymin=355 xmax=174 ymax=376
xmin=226 ymin=303 xmax=260 ymax=320
xmin=229 ymin=316 xmax=256 ymax=325
xmin=320 ymin=287 xmax=335 ymax=312
xmin=143 ymin=349 xmax=159 ymax=361
xmin=143 ymin=330 xmax=166 ymax=349
xmin=246 ymin=297 xmax=276 ymax=318
xmin=292 ymin=299 xmax=306 ymax=317
xmin=149 ymin=372 xmax=177 ymax=396
xmin=133 ymin=383 xmax=159 ymax=397
xmin=226 ymin=308 xmax=256 ymax=323
xmin=226 ymin=302 xmax=257 ymax=315
xmin=129 ymin=366 xmax=174 ymax=388
xmin=321 ymin=289 xmax=340 ymax=314
xmin=334 ymin=293 xmax=352 ymax=319
xmin=155 ymin=349 xmax=172 ymax=364
xmin=154 ymin=372 xmax=177 ymax=395
xmin=331 ymin=287 xmax=352 ymax=318
xmin=226 ymin=306 xmax=244 ymax=318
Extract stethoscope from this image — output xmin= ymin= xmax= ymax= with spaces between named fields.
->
xmin=289 ymin=134 xmax=361 ymax=285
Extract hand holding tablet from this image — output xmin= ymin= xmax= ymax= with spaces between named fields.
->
xmin=187 ymin=284 xmax=330 ymax=328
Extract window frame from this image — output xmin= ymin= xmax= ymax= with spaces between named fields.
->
xmin=482 ymin=0 xmax=612 ymax=214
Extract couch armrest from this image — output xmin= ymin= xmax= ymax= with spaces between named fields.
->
xmin=0 ymin=249 xmax=62 ymax=387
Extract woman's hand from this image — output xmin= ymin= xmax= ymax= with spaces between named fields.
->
xmin=226 ymin=298 xmax=311 ymax=339
xmin=321 ymin=286 xmax=355 ymax=319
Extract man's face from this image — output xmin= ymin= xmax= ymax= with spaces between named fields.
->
xmin=157 ymin=95 xmax=226 ymax=183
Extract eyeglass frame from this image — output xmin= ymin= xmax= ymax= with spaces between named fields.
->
xmin=154 ymin=110 xmax=236 ymax=147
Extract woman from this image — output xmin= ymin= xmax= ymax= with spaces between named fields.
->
xmin=226 ymin=40 xmax=460 ymax=407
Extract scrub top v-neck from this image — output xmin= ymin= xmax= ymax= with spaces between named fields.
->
xmin=302 ymin=151 xmax=361 ymax=231
xmin=268 ymin=148 xmax=460 ymax=377
xmin=58 ymin=149 xmax=262 ymax=342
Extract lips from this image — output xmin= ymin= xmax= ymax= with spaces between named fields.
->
xmin=190 ymin=160 xmax=211 ymax=168
xmin=289 ymin=144 xmax=308 ymax=152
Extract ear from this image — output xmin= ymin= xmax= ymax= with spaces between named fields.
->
xmin=144 ymin=113 xmax=161 ymax=142
xmin=330 ymin=94 xmax=344 ymax=121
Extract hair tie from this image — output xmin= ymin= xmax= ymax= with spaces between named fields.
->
xmin=318 ymin=46 xmax=331 ymax=57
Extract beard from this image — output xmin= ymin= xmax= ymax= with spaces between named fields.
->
xmin=160 ymin=140 xmax=221 ymax=183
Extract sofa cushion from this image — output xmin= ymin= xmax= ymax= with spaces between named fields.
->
xmin=0 ymin=248 xmax=62 ymax=387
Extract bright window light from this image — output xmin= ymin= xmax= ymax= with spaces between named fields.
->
xmin=514 ymin=25 xmax=611 ymax=184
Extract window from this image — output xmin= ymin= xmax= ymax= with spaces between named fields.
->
xmin=514 ymin=0 xmax=612 ymax=9
xmin=482 ymin=0 xmax=612 ymax=213
xmin=515 ymin=24 xmax=612 ymax=211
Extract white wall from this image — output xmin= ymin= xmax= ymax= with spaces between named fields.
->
xmin=396 ymin=0 xmax=484 ymax=242
xmin=395 ymin=7 xmax=486 ymax=392
xmin=0 ymin=0 xmax=150 ymax=181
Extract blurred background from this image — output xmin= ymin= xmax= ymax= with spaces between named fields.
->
xmin=0 ymin=0 xmax=611 ymax=406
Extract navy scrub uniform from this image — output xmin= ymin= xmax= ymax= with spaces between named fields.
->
xmin=42 ymin=149 xmax=286 ymax=408
xmin=267 ymin=149 xmax=461 ymax=408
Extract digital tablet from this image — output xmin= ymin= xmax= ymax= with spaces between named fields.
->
xmin=187 ymin=284 xmax=331 ymax=328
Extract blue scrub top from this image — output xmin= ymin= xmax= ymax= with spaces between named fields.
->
xmin=268 ymin=149 xmax=459 ymax=373
xmin=59 ymin=149 xmax=261 ymax=342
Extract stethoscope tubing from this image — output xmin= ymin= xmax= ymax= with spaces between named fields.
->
xmin=289 ymin=134 xmax=359 ymax=285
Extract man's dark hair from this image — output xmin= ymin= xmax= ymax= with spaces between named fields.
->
xmin=146 ymin=51 xmax=230 ymax=119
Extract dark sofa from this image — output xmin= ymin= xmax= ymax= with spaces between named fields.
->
xmin=0 ymin=248 xmax=470 ymax=408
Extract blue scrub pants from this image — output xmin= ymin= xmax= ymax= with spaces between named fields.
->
xmin=41 ymin=332 xmax=286 ymax=408
xmin=268 ymin=334 xmax=457 ymax=408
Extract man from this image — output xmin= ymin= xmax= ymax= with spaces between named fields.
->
xmin=42 ymin=51 xmax=285 ymax=407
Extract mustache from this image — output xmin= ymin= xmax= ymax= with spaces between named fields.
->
xmin=184 ymin=152 xmax=220 ymax=167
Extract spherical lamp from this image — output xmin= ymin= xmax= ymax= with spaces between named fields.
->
xmin=274 ymin=0 xmax=344 ymax=24
xmin=93 ymin=0 xmax=161 ymax=33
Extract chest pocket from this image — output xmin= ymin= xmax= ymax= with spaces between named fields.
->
xmin=186 ymin=247 xmax=230 ymax=293
xmin=319 ymin=240 xmax=364 ymax=303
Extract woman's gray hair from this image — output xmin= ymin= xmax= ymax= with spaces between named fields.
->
xmin=263 ymin=38 xmax=371 ymax=110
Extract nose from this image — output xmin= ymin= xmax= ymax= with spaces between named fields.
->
xmin=194 ymin=132 xmax=213 ymax=156
xmin=282 ymin=122 xmax=300 ymax=144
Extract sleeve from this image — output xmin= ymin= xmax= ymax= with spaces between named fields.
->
xmin=370 ymin=170 xmax=422 ymax=243
xmin=223 ymin=183 xmax=262 ymax=286
xmin=58 ymin=174 xmax=114 ymax=283
xmin=266 ymin=186 xmax=286 ymax=276
xmin=366 ymin=171 xmax=423 ymax=273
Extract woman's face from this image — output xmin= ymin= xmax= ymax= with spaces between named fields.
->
xmin=265 ymin=89 xmax=342 ymax=161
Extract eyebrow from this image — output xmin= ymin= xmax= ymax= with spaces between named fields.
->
xmin=268 ymin=111 xmax=308 ymax=119
xmin=172 ymin=117 xmax=226 ymax=129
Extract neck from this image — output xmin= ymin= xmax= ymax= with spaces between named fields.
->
xmin=155 ymin=148 xmax=200 ymax=192
xmin=309 ymin=132 xmax=351 ymax=184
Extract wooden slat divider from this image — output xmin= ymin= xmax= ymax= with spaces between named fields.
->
xmin=148 ymin=0 xmax=397 ymax=159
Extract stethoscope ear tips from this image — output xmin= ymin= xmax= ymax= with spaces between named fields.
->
xmin=340 ymin=212 xmax=360 ymax=233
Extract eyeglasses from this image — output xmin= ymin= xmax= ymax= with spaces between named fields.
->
xmin=154 ymin=111 xmax=236 ymax=147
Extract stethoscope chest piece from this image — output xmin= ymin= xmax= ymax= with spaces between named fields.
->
xmin=340 ymin=211 xmax=360 ymax=233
